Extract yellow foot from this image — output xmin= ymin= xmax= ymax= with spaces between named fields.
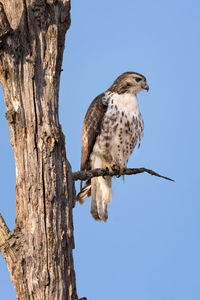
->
xmin=111 ymin=164 xmax=126 ymax=176
xmin=100 ymin=156 xmax=126 ymax=176
xmin=101 ymin=156 xmax=113 ymax=173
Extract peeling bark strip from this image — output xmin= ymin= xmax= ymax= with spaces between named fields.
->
xmin=0 ymin=1 xmax=79 ymax=299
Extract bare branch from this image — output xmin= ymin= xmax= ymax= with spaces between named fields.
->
xmin=72 ymin=167 xmax=174 ymax=182
xmin=0 ymin=213 xmax=12 ymax=250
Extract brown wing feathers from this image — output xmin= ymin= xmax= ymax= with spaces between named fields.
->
xmin=80 ymin=93 xmax=108 ymax=171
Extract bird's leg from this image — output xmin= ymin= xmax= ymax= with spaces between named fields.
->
xmin=101 ymin=156 xmax=113 ymax=173
xmin=111 ymin=163 xmax=125 ymax=177
xmin=101 ymin=156 xmax=125 ymax=177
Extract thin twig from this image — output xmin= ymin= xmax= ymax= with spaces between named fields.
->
xmin=72 ymin=167 xmax=174 ymax=182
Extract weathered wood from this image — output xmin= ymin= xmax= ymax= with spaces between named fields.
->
xmin=0 ymin=1 xmax=78 ymax=299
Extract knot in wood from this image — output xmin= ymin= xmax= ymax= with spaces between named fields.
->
xmin=40 ymin=267 xmax=50 ymax=287
xmin=47 ymin=136 xmax=56 ymax=148
xmin=5 ymin=109 xmax=16 ymax=125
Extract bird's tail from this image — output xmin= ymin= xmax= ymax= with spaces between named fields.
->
xmin=77 ymin=177 xmax=112 ymax=222
xmin=90 ymin=176 xmax=112 ymax=222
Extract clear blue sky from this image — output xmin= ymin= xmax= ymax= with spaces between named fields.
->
xmin=1 ymin=0 xmax=200 ymax=299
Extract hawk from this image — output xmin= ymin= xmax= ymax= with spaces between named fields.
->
xmin=77 ymin=72 xmax=149 ymax=222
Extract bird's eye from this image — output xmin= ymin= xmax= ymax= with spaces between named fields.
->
xmin=135 ymin=77 xmax=142 ymax=82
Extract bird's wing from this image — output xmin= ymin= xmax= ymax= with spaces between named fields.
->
xmin=80 ymin=93 xmax=108 ymax=171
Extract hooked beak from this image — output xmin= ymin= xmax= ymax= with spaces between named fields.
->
xmin=141 ymin=82 xmax=149 ymax=91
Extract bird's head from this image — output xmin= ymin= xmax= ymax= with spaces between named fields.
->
xmin=108 ymin=72 xmax=149 ymax=95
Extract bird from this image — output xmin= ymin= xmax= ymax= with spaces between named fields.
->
xmin=77 ymin=72 xmax=149 ymax=222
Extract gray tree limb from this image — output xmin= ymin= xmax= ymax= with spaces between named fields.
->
xmin=72 ymin=167 xmax=174 ymax=182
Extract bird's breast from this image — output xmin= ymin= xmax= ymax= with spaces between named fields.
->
xmin=109 ymin=92 xmax=139 ymax=113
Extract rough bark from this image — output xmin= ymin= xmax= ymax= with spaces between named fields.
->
xmin=0 ymin=1 xmax=78 ymax=299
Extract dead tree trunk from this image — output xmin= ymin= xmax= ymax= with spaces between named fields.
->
xmin=0 ymin=1 xmax=78 ymax=299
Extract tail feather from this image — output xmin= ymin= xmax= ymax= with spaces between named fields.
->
xmin=91 ymin=176 xmax=111 ymax=222
xmin=77 ymin=177 xmax=112 ymax=221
